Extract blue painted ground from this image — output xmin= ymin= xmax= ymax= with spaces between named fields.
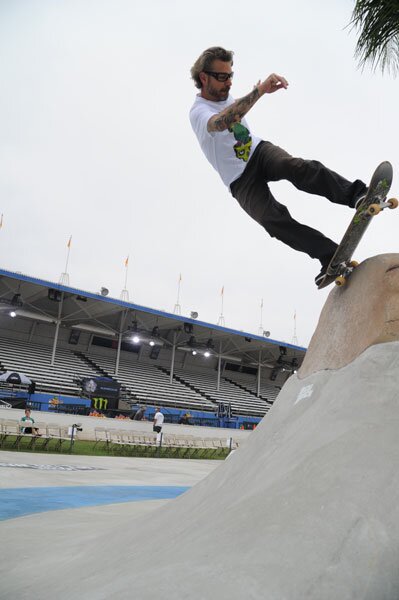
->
xmin=0 ymin=486 xmax=189 ymax=521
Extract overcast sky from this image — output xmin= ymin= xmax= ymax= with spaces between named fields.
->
xmin=0 ymin=0 xmax=398 ymax=347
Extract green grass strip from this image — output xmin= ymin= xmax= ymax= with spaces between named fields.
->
xmin=0 ymin=436 xmax=229 ymax=460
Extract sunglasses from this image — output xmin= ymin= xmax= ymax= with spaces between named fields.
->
xmin=204 ymin=71 xmax=234 ymax=82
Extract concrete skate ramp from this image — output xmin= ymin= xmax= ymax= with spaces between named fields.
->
xmin=6 ymin=344 xmax=399 ymax=599
xmin=5 ymin=257 xmax=399 ymax=599
xmin=299 ymin=253 xmax=399 ymax=378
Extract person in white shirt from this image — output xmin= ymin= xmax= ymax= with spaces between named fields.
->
xmin=153 ymin=407 xmax=164 ymax=434
xmin=189 ymin=46 xmax=368 ymax=286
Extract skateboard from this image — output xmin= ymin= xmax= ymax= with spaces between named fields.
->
xmin=318 ymin=161 xmax=397 ymax=289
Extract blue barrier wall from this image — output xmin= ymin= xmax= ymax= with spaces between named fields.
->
xmin=28 ymin=393 xmax=91 ymax=412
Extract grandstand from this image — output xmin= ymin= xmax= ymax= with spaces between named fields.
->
xmin=0 ymin=336 xmax=100 ymax=396
xmin=170 ymin=367 xmax=270 ymax=416
xmin=85 ymin=351 xmax=215 ymax=411
xmin=0 ymin=267 xmax=307 ymax=424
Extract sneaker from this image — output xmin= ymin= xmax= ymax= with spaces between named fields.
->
xmin=314 ymin=264 xmax=328 ymax=287
xmin=353 ymin=189 xmax=368 ymax=210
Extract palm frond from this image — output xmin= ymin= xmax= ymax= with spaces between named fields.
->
xmin=350 ymin=0 xmax=399 ymax=75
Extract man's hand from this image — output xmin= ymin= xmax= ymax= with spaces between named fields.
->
xmin=207 ymin=72 xmax=289 ymax=133
xmin=257 ymin=73 xmax=289 ymax=96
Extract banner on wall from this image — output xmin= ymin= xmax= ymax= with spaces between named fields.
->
xmin=81 ymin=377 xmax=120 ymax=399
xmin=91 ymin=396 xmax=118 ymax=411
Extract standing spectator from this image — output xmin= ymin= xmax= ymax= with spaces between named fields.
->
xmin=133 ymin=405 xmax=146 ymax=421
xmin=153 ymin=407 xmax=164 ymax=434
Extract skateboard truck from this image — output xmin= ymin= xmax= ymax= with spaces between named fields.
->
xmin=366 ymin=196 xmax=398 ymax=216
xmin=332 ymin=260 xmax=360 ymax=287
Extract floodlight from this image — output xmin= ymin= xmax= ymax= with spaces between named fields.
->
xmin=149 ymin=340 xmax=155 ymax=347
xmin=192 ymin=350 xmax=197 ymax=356
xmin=132 ymin=335 xmax=140 ymax=344
xmin=9 ymin=311 xmax=17 ymax=318
xmin=204 ymin=351 xmax=211 ymax=358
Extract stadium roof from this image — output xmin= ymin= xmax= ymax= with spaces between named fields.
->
xmin=0 ymin=267 xmax=306 ymax=371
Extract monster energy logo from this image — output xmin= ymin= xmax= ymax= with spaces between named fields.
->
xmin=92 ymin=397 xmax=108 ymax=410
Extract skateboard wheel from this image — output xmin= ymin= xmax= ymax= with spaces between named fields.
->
xmin=349 ymin=260 xmax=359 ymax=268
xmin=367 ymin=203 xmax=381 ymax=216
xmin=335 ymin=275 xmax=346 ymax=287
xmin=388 ymin=197 xmax=398 ymax=209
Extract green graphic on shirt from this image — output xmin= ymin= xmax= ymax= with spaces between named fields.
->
xmin=229 ymin=122 xmax=252 ymax=162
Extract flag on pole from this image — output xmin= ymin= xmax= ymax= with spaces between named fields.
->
xmin=125 ymin=256 xmax=129 ymax=267
xmin=179 ymin=273 xmax=182 ymax=282
xmin=261 ymin=298 xmax=263 ymax=309
xmin=67 ymin=235 xmax=72 ymax=248
xmin=221 ymin=285 xmax=224 ymax=296
xmin=0 ymin=214 xmax=3 ymax=229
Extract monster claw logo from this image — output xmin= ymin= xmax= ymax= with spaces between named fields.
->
xmin=230 ymin=122 xmax=252 ymax=162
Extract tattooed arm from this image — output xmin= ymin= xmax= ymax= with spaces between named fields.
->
xmin=207 ymin=73 xmax=288 ymax=133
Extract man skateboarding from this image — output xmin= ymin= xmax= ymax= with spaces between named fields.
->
xmin=189 ymin=46 xmax=368 ymax=286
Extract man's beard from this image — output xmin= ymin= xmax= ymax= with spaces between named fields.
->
xmin=206 ymin=82 xmax=230 ymax=101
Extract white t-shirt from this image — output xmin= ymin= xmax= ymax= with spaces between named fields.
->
xmin=189 ymin=94 xmax=261 ymax=188
xmin=154 ymin=411 xmax=164 ymax=426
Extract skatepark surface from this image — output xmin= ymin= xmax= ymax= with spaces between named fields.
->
xmin=2 ymin=254 xmax=399 ymax=600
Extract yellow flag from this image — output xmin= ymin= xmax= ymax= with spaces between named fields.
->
xmin=67 ymin=235 xmax=72 ymax=248
xmin=124 ymin=256 xmax=129 ymax=267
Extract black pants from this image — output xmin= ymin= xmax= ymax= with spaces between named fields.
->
xmin=230 ymin=141 xmax=367 ymax=264
xmin=153 ymin=425 xmax=162 ymax=433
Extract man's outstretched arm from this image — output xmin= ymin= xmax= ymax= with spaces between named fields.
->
xmin=207 ymin=73 xmax=288 ymax=133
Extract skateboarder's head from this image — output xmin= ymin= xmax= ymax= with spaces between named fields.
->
xmin=191 ymin=46 xmax=234 ymax=101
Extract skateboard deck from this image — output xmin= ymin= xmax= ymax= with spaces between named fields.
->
xmin=318 ymin=161 xmax=397 ymax=289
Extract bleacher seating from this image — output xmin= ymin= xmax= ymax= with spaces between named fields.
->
xmin=0 ymin=335 xmax=277 ymax=418
xmin=85 ymin=352 xmax=216 ymax=412
xmin=0 ymin=337 xmax=101 ymax=396
xmin=224 ymin=371 xmax=280 ymax=404
xmin=171 ymin=367 xmax=270 ymax=416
